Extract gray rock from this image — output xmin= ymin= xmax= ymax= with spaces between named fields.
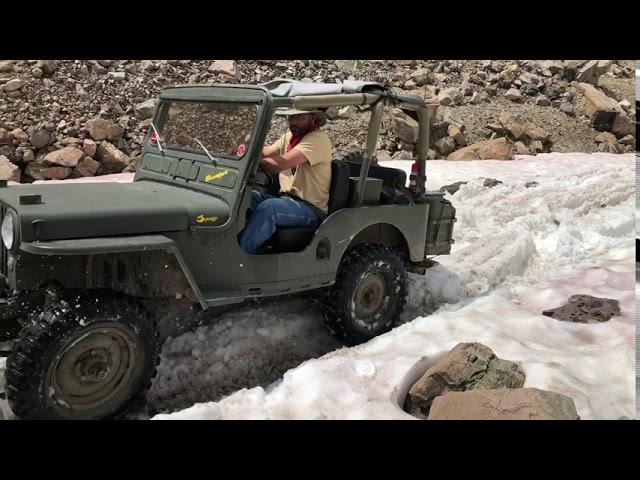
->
xmin=542 ymin=294 xmax=621 ymax=323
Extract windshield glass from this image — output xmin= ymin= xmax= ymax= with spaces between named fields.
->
xmin=155 ymin=100 xmax=258 ymax=159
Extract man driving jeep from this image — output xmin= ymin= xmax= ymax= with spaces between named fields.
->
xmin=238 ymin=108 xmax=332 ymax=254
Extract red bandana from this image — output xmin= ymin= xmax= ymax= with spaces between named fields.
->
xmin=287 ymin=121 xmax=318 ymax=152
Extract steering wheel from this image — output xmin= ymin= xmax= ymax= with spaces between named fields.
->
xmin=252 ymin=162 xmax=275 ymax=188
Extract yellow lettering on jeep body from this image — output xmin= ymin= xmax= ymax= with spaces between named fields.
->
xmin=204 ymin=170 xmax=229 ymax=183
xmin=196 ymin=215 xmax=218 ymax=224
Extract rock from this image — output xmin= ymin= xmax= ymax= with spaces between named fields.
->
xmin=539 ymin=60 xmax=564 ymax=75
xmin=438 ymin=89 xmax=453 ymax=106
xmin=403 ymin=80 xmax=417 ymax=90
xmin=29 ymin=130 xmax=51 ymax=149
xmin=575 ymin=60 xmax=600 ymax=84
xmin=524 ymin=181 xmax=539 ymax=188
xmin=2 ymin=78 xmax=24 ymax=92
xmin=619 ymin=135 xmax=635 ymax=146
xmin=611 ymin=114 xmax=634 ymax=138
xmin=443 ymin=110 xmax=466 ymax=132
xmin=542 ymin=294 xmax=620 ymax=323
xmin=470 ymin=91 xmax=485 ymax=104
xmin=325 ymin=107 xmax=339 ymax=120
xmin=392 ymin=150 xmax=414 ymax=160
xmin=504 ymin=88 xmax=523 ymax=102
xmin=514 ymin=141 xmax=530 ymax=155
xmin=0 ymin=129 xmax=11 ymax=145
xmin=482 ymin=178 xmax=502 ymax=188
xmin=618 ymin=99 xmax=631 ymax=111
xmin=75 ymin=157 xmax=100 ymax=177
xmin=134 ymin=99 xmax=157 ymax=120
xmin=86 ymin=117 xmax=124 ymax=141
xmin=439 ymin=181 xmax=468 ymax=195
xmin=10 ymin=128 xmax=28 ymax=143
xmin=60 ymin=137 xmax=82 ymax=146
xmin=531 ymin=140 xmax=544 ymax=153
xmin=374 ymin=150 xmax=393 ymax=163
xmin=209 ymin=60 xmax=240 ymax=79
xmin=427 ymin=388 xmax=579 ymax=420
xmin=41 ymin=60 xmax=58 ymax=76
xmin=140 ymin=60 xmax=157 ymax=71
xmin=98 ymin=60 xmax=115 ymax=67
xmin=409 ymin=68 xmax=431 ymax=86
xmin=573 ymin=82 xmax=623 ymax=131
xmin=559 ymin=101 xmax=575 ymax=116
xmin=447 ymin=125 xmax=466 ymax=147
xmin=337 ymin=105 xmax=357 ymax=119
xmin=486 ymin=123 xmax=506 ymax=136
xmin=107 ymin=71 xmax=126 ymax=81
xmin=447 ymin=137 xmax=513 ymax=161
xmin=406 ymin=342 xmax=525 ymax=418
xmin=535 ymin=95 xmax=550 ymax=107
xmin=435 ymin=137 xmax=456 ymax=156
xmin=24 ymin=148 xmax=36 ymax=162
xmin=83 ymin=139 xmax=97 ymax=157
xmin=500 ymin=113 xmax=529 ymax=141
xmin=0 ymin=155 xmax=21 ymax=182
xmin=595 ymin=131 xmax=617 ymax=144
xmin=530 ymin=127 xmax=551 ymax=142
xmin=95 ymin=141 xmax=130 ymax=172
xmin=25 ymin=162 xmax=45 ymax=180
xmin=42 ymin=166 xmax=72 ymax=180
xmin=44 ymin=146 xmax=84 ymax=167
xmin=0 ymin=61 xmax=14 ymax=73
xmin=521 ymin=83 xmax=538 ymax=96
xmin=393 ymin=109 xmax=419 ymax=144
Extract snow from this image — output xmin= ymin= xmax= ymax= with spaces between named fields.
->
xmin=153 ymin=153 xmax=635 ymax=420
xmin=0 ymin=153 xmax=635 ymax=420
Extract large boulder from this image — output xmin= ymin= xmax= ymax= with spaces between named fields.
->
xmin=393 ymin=109 xmax=419 ymax=144
xmin=406 ymin=342 xmax=525 ymax=418
xmin=134 ymin=99 xmax=157 ymax=120
xmin=43 ymin=146 xmax=84 ymax=167
xmin=208 ymin=60 xmax=240 ymax=79
xmin=86 ymin=117 xmax=124 ymax=141
xmin=428 ymin=388 xmax=579 ymax=420
xmin=0 ymin=155 xmax=20 ymax=182
xmin=447 ymin=137 xmax=513 ymax=161
xmin=573 ymin=83 xmax=623 ymax=131
xmin=95 ymin=141 xmax=130 ymax=172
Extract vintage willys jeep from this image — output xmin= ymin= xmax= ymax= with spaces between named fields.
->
xmin=0 ymin=80 xmax=456 ymax=419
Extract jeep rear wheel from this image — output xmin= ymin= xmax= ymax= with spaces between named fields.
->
xmin=5 ymin=295 xmax=160 ymax=420
xmin=323 ymin=244 xmax=407 ymax=346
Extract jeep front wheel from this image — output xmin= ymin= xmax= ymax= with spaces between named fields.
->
xmin=5 ymin=295 xmax=160 ymax=420
xmin=323 ymin=244 xmax=408 ymax=346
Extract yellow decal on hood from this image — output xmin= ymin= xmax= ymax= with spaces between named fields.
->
xmin=196 ymin=214 xmax=218 ymax=224
xmin=204 ymin=170 xmax=229 ymax=183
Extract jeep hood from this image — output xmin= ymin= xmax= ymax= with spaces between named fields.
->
xmin=0 ymin=180 xmax=230 ymax=242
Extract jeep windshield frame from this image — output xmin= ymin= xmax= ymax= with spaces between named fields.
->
xmin=152 ymin=100 xmax=259 ymax=161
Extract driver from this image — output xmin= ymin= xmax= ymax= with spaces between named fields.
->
xmin=238 ymin=108 xmax=331 ymax=254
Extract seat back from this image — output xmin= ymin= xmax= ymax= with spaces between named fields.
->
xmin=327 ymin=160 xmax=351 ymax=214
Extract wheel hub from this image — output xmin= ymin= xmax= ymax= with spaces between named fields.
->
xmin=354 ymin=272 xmax=387 ymax=320
xmin=50 ymin=325 xmax=138 ymax=412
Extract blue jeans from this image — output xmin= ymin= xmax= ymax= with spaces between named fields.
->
xmin=239 ymin=191 xmax=320 ymax=254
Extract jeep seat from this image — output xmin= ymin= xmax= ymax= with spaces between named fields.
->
xmin=263 ymin=160 xmax=351 ymax=253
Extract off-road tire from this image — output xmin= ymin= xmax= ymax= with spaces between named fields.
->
xmin=5 ymin=294 xmax=161 ymax=420
xmin=323 ymin=244 xmax=407 ymax=346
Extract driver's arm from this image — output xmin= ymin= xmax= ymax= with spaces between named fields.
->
xmin=260 ymin=149 xmax=308 ymax=174
xmin=262 ymin=144 xmax=279 ymax=158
